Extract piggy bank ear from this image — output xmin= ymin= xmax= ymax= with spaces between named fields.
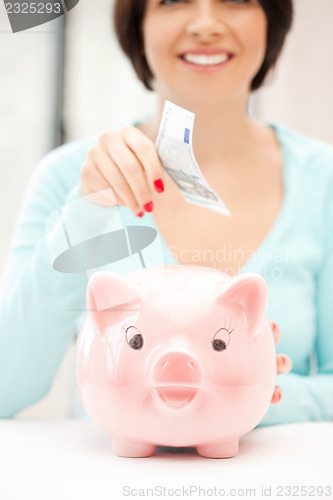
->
xmin=217 ymin=273 xmax=268 ymax=337
xmin=86 ymin=271 xmax=141 ymax=333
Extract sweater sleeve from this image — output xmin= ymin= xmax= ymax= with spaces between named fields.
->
xmin=0 ymin=143 xmax=91 ymax=417
xmin=259 ymin=166 xmax=333 ymax=426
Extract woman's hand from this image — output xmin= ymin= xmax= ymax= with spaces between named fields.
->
xmin=79 ymin=126 xmax=165 ymax=215
xmin=269 ymin=320 xmax=292 ymax=404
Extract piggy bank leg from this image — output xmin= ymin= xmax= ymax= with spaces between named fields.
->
xmin=112 ymin=438 xmax=156 ymax=458
xmin=197 ymin=439 xmax=239 ymax=459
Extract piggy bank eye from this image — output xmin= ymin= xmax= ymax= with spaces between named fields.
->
xmin=125 ymin=326 xmax=144 ymax=350
xmin=212 ymin=328 xmax=231 ymax=352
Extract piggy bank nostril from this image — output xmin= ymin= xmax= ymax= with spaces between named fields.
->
xmin=188 ymin=361 xmax=194 ymax=370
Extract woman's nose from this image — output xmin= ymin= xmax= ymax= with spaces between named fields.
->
xmin=186 ymin=3 xmax=227 ymax=40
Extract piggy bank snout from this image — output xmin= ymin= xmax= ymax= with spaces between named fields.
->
xmin=150 ymin=352 xmax=203 ymax=410
xmin=151 ymin=352 xmax=203 ymax=387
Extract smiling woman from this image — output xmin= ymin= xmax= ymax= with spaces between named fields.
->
xmin=141 ymin=0 xmax=267 ymax=104
xmin=114 ymin=0 xmax=293 ymax=91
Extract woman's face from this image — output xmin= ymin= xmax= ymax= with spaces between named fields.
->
xmin=142 ymin=0 xmax=267 ymax=104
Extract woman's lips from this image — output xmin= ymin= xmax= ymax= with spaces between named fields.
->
xmin=178 ymin=50 xmax=234 ymax=71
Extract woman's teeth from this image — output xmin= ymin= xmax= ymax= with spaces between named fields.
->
xmin=182 ymin=53 xmax=230 ymax=66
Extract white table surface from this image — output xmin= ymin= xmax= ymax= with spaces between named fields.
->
xmin=0 ymin=420 xmax=332 ymax=500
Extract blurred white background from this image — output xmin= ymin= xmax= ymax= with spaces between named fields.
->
xmin=0 ymin=0 xmax=332 ymax=417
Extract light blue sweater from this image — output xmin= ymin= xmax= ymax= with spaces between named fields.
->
xmin=0 ymin=123 xmax=332 ymax=424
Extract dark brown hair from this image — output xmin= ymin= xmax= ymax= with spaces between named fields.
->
xmin=113 ymin=0 xmax=293 ymax=92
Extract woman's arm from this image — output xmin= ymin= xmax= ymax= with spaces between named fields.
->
xmin=260 ymin=183 xmax=333 ymax=426
xmin=0 ymin=143 xmax=92 ymax=417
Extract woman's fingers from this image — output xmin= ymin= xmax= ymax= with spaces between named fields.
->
xmin=271 ymin=385 xmax=282 ymax=404
xmin=267 ymin=320 xmax=292 ymax=405
xmin=101 ymin=127 xmax=165 ymax=211
xmin=79 ymin=126 xmax=165 ymax=215
xmin=103 ymin=136 xmax=155 ymax=212
xmin=81 ymin=155 xmax=142 ymax=215
xmin=277 ymin=353 xmax=292 ymax=374
xmin=269 ymin=320 xmax=281 ymax=345
xmin=268 ymin=320 xmax=292 ymax=373
xmin=121 ymin=125 xmax=165 ymax=192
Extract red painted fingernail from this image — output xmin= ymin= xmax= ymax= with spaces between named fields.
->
xmin=143 ymin=201 xmax=154 ymax=212
xmin=154 ymin=179 xmax=164 ymax=193
xmin=136 ymin=211 xmax=145 ymax=218
xmin=277 ymin=391 xmax=282 ymax=402
xmin=271 ymin=322 xmax=278 ymax=332
xmin=281 ymin=355 xmax=287 ymax=367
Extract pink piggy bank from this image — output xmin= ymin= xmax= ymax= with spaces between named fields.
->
xmin=76 ymin=265 xmax=276 ymax=458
